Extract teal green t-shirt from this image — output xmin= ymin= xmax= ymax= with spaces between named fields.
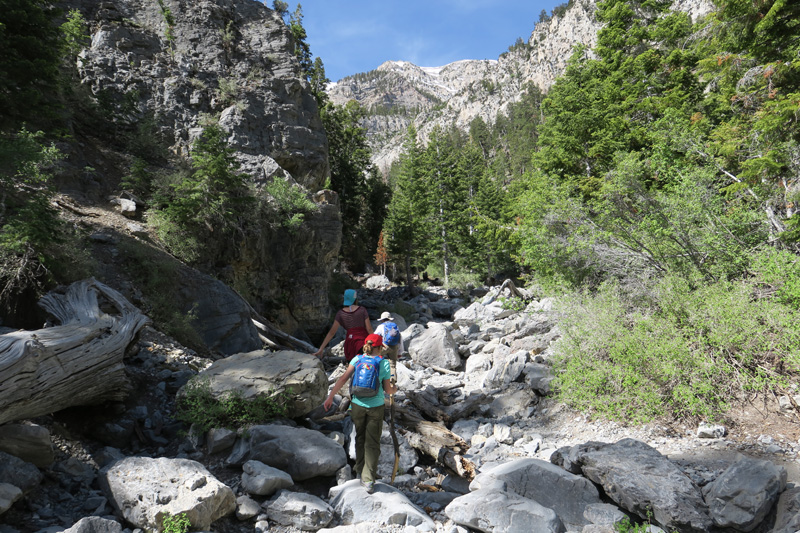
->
xmin=350 ymin=355 xmax=391 ymax=408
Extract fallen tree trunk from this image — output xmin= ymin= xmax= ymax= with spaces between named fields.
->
xmin=407 ymin=387 xmax=485 ymax=425
xmin=0 ymin=278 xmax=151 ymax=425
xmin=393 ymin=403 xmax=476 ymax=480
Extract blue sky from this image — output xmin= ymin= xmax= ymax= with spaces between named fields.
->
xmin=290 ymin=1 xmax=564 ymax=82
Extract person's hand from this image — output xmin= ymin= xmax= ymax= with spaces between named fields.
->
xmin=313 ymin=348 xmax=323 ymax=359
xmin=323 ymin=395 xmax=333 ymax=412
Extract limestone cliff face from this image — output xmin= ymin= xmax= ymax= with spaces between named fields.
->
xmin=328 ymin=0 xmax=714 ymax=173
xmin=69 ymin=0 xmax=338 ymax=336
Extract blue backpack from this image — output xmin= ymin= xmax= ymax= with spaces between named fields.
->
xmin=350 ymin=355 xmax=383 ymax=398
xmin=382 ymin=322 xmax=401 ymax=347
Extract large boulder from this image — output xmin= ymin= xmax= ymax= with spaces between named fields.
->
xmin=408 ymin=323 xmax=461 ymax=370
xmin=185 ymin=350 xmax=327 ymax=418
xmin=445 ymin=488 xmax=565 ymax=533
xmin=702 ymin=455 xmax=787 ymax=532
xmin=233 ymin=424 xmax=347 ymax=480
xmin=328 ymin=479 xmax=435 ymax=531
xmin=560 ymin=439 xmax=713 ymax=532
xmin=0 ymin=451 xmax=43 ymax=493
xmin=772 ymin=484 xmax=800 ymax=533
xmin=470 ymin=458 xmax=602 ymax=528
xmin=176 ymin=269 xmax=262 ymax=355
xmin=99 ymin=457 xmax=235 ymax=531
xmin=241 ymin=460 xmax=294 ymax=497
xmin=0 ymin=423 xmax=54 ymax=467
xmin=264 ymin=489 xmax=334 ymax=530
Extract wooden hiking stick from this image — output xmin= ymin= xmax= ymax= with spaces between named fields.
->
xmin=389 ymin=394 xmax=400 ymax=483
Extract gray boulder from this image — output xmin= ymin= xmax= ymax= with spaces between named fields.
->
xmin=470 ymin=458 xmax=602 ymax=528
xmin=237 ymin=424 xmax=347 ymax=480
xmin=176 ymin=269 xmax=262 ymax=355
xmin=487 ymin=383 xmax=538 ymax=418
xmin=564 ymin=439 xmax=712 ymax=532
xmin=523 ymin=362 xmax=554 ymax=395
xmin=445 ymin=488 xmax=565 ymax=533
xmin=235 ymin=495 xmax=261 ymax=521
xmin=0 ymin=451 xmax=43 ymax=493
xmin=0 ymin=423 xmax=54 ymax=467
xmin=62 ymin=517 xmax=123 ymax=533
xmin=98 ymin=456 xmax=235 ymax=531
xmin=264 ymin=489 xmax=334 ymax=531
xmin=408 ymin=323 xmax=461 ymax=370
xmin=771 ymin=483 xmax=800 ymax=533
xmin=483 ymin=351 xmax=527 ymax=389
xmin=241 ymin=460 xmax=294 ymax=496
xmin=328 ymin=479 xmax=436 ymax=531
xmin=702 ymin=455 xmax=787 ymax=531
xmin=186 ymin=350 xmax=327 ymax=418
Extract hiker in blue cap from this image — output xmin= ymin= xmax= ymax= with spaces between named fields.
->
xmin=314 ymin=289 xmax=373 ymax=362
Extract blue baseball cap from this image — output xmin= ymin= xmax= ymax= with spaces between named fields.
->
xmin=343 ymin=289 xmax=357 ymax=306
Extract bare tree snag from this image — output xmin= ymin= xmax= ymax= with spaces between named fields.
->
xmin=0 ymin=278 xmax=151 ymax=425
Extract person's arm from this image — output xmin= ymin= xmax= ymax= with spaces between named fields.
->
xmin=314 ymin=320 xmax=341 ymax=358
xmin=323 ymin=365 xmax=355 ymax=411
xmin=383 ymin=378 xmax=398 ymax=396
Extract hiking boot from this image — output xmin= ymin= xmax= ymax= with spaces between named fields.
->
xmin=361 ymin=480 xmax=375 ymax=493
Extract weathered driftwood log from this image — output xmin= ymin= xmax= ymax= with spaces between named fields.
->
xmin=407 ymin=387 xmax=485 ymax=425
xmin=394 ymin=403 xmax=476 ymax=480
xmin=0 ymin=278 xmax=150 ymax=425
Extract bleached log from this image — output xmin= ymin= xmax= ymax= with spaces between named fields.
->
xmin=394 ymin=403 xmax=476 ymax=480
xmin=407 ymin=388 xmax=485 ymax=425
xmin=0 ymin=278 xmax=151 ymax=425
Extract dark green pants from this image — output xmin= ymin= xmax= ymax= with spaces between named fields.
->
xmin=350 ymin=402 xmax=385 ymax=483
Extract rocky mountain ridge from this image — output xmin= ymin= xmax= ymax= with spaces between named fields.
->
xmin=54 ymin=0 xmax=338 ymax=341
xmin=327 ymin=0 xmax=714 ymax=173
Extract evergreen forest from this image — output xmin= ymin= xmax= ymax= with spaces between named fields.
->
xmin=3 ymin=0 xmax=800 ymax=426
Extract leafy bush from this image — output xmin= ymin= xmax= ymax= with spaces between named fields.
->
xmin=176 ymin=376 xmax=291 ymax=433
xmin=262 ymin=178 xmax=317 ymax=230
xmin=148 ymin=125 xmax=253 ymax=262
xmin=161 ymin=512 xmax=190 ymax=533
xmin=552 ymin=275 xmax=800 ymax=423
xmin=0 ymin=128 xmax=63 ymax=310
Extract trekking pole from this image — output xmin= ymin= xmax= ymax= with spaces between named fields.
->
xmin=389 ymin=393 xmax=400 ymax=483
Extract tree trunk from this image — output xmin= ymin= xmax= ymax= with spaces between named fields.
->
xmin=0 ymin=278 xmax=151 ymax=425
xmin=393 ymin=403 xmax=476 ymax=480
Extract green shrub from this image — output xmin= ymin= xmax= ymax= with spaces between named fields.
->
xmin=262 ymin=178 xmax=317 ymax=231
xmin=552 ymin=274 xmax=800 ymax=423
xmin=176 ymin=376 xmax=291 ymax=433
xmin=161 ymin=512 xmax=190 ymax=533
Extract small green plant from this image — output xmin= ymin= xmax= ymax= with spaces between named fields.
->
xmin=156 ymin=0 xmax=176 ymax=53
xmin=216 ymin=77 xmax=239 ymax=107
xmin=60 ymin=9 xmax=90 ymax=59
xmin=614 ymin=517 xmax=650 ymax=533
xmin=614 ymin=510 xmax=655 ymax=532
xmin=176 ymin=376 xmax=291 ymax=433
xmin=498 ymin=295 xmax=526 ymax=312
xmin=161 ymin=511 xmax=191 ymax=533
xmin=262 ymin=178 xmax=317 ymax=231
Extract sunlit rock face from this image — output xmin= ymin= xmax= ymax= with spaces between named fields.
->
xmin=327 ymin=0 xmax=714 ymax=174
xmin=72 ymin=0 xmax=338 ymax=337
